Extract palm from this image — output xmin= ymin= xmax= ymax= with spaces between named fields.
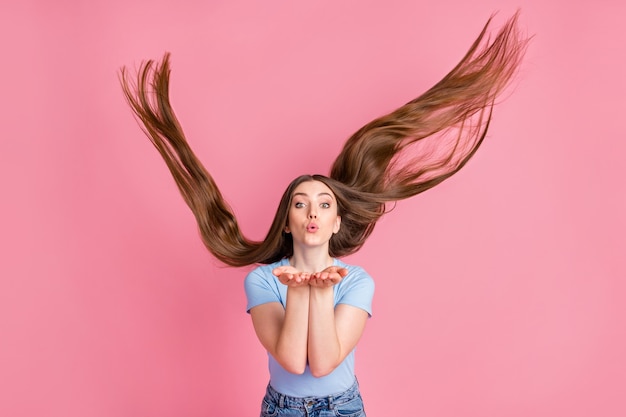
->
xmin=272 ymin=266 xmax=311 ymax=287
xmin=309 ymin=266 xmax=348 ymax=288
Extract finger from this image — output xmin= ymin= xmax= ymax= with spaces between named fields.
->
xmin=273 ymin=266 xmax=289 ymax=276
xmin=328 ymin=267 xmax=348 ymax=277
xmin=323 ymin=266 xmax=347 ymax=277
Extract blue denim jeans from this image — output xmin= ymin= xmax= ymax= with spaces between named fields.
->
xmin=260 ymin=379 xmax=366 ymax=417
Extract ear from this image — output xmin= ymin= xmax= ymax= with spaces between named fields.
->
xmin=284 ymin=225 xmax=291 ymax=233
xmin=333 ymin=216 xmax=341 ymax=234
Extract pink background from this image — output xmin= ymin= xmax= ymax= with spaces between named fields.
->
xmin=1 ymin=1 xmax=624 ymax=416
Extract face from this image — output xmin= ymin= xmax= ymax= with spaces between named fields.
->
xmin=284 ymin=180 xmax=341 ymax=250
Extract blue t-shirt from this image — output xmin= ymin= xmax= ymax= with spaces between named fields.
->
xmin=244 ymin=258 xmax=374 ymax=397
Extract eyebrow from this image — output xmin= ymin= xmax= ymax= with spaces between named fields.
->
xmin=292 ymin=192 xmax=335 ymax=200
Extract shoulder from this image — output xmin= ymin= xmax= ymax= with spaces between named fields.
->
xmin=244 ymin=259 xmax=288 ymax=286
xmin=333 ymin=259 xmax=375 ymax=315
xmin=249 ymin=258 xmax=289 ymax=274
xmin=335 ymin=259 xmax=373 ymax=280
xmin=243 ymin=259 xmax=290 ymax=310
xmin=334 ymin=259 xmax=374 ymax=290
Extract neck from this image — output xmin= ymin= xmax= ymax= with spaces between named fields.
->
xmin=289 ymin=246 xmax=334 ymax=273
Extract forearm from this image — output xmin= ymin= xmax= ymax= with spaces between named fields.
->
xmin=307 ymin=286 xmax=341 ymax=377
xmin=274 ymin=285 xmax=310 ymax=374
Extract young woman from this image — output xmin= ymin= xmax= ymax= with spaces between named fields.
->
xmin=120 ymin=12 xmax=528 ymax=417
xmin=245 ymin=175 xmax=374 ymax=416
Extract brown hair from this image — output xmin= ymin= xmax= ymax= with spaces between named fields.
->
xmin=119 ymin=12 xmax=528 ymax=267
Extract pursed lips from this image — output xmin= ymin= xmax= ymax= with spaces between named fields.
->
xmin=306 ymin=223 xmax=319 ymax=232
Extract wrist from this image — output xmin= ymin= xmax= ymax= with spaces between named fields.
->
xmin=287 ymin=285 xmax=310 ymax=296
xmin=309 ymin=285 xmax=333 ymax=298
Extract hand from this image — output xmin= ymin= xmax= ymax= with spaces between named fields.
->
xmin=272 ymin=266 xmax=311 ymax=287
xmin=309 ymin=266 xmax=349 ymax=288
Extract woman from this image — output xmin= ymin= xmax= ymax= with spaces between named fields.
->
xmin=120 ymin=12 xmax=527 ymax=416
xmin=245 ymin=175 xmax=373 ymax=416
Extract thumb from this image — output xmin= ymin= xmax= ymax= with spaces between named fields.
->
xmin=326 ymin=266 xmax=349 ymax=277
xmin=337 ymin=267 xmax=349 ymax=277
xmin=272 ymin=266 xmax=290 ymax=276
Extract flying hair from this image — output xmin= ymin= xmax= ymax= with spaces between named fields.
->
xmin=119 ymin=12 xmax=529 ymax=267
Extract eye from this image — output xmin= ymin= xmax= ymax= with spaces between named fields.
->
xmin=294 ymin=202 xmax=306 ymax=208
xmin=320 ymin=202 xmax=331 ymax=209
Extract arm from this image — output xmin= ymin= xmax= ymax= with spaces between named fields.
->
xmin=249 ymin=269 xmax=311 ymax=374
xmin=307 ymin=267 xmax=369 ymax=378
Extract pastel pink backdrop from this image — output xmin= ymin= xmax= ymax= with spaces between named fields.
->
xmin=1 ymin=1 xmax=624 ymax=416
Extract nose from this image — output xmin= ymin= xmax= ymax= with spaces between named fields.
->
xmin=308 ymin=207 xmax=317 ymax=219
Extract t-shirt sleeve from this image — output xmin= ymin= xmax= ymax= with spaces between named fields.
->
xmin=335 ymin=265 xmax=375 ymax=317
xmin=244 ymin=266 xmax=283 ymax=313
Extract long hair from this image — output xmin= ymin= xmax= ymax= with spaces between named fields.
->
xmin=119 ymin=12 xmax=528 ymax=267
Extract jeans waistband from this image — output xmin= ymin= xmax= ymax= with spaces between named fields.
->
xmin=265 ymin=378 xmax=360 ymax=410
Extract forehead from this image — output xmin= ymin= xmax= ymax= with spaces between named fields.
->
xmin=291 ymin=180 xmax=335 ymax=198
